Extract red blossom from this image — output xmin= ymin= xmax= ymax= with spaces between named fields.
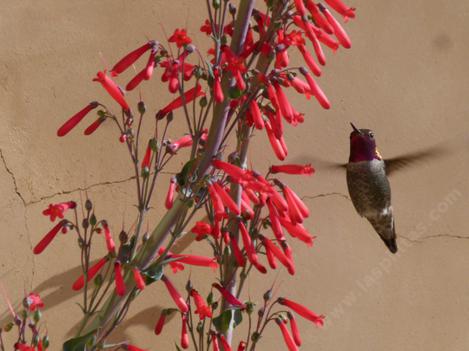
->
xmin=260 ymin=235 xmax=294 ymax=274
xmin=278 ymin=216 xmax=315 ymax=246
xmin=305 ymin=0 xmax=334 ymax=34
xmin=102 ymin=221 xmax=116 ymax=254
xmin=165 ymin=177 xmax=177 ymax=209
xmin=169 ymin=28 xmax=192 ymax=48
xmin=157 ymin=84 xmax=205 ymax=118
xmin=133 ymin=268 xmax=146 ymax=290
xmin=211 ymin=333 xmax=220 ymax=351
xmin=57 ymin=102 xmax=98 ymax=137
xmin=276 ymin=318 xmax=298 ymax=351
xmin=162 ymin=275 xmax=189 ymax=313
xmin=239 ymin=221 xmax=267 ymax=274
xmin=154 ymin=310 xmax=168 ymax=335
xmin=230 ymin=233 xmax=246 ymax=267
xmin=191 ymin=289 xmax=212 ymax=319
xmin=168 ymin=134 xmax=193 ymax=153
xmin=278 ymin=297 xmax=325 ymax=327
xmin=288 ymin=312 xmax=302 ymax=346
xmin=93 ymin=71 xmax=130 ymax=111
xmin=249 ymin=100 xmax=264 ymax=130
xmin=72 ymin=256 xmax=108 ymax=290
xmin=212 ymin=283 xmax=246 ymax=309
xmin=110 ymin=41 xmax=155 ymax=76
xmin=25 ymin=292 xmax=44 ymax=312
xmin=42 ymin=201 xmax=76 ymax=222
xmin=180 ymin=314 xmax=189 ymax=349
xmin=114 ymin=261 xmax=126 ymax=296
xmin=270 ymin=164 xmax=314 ymax=175
xmin=141 ymin=141 xmax=152 ymax=171
xmin=265 ymin=120 xmax=287 ymax=160
xmin=301 ymin=68 xmax=331 ymax=109
xmin=212 ymin=182 xmax=241 ymax=215
xmin=84 ymin=116 xmax=105 ymax=135
xmin=191 ymin=221 xmax=213 ymax=240
xmin=297 ymin=44 xmax=322 ymax=77
xmin=33 ymin=220 xmax=66 ymax=254
xmin=320 ymin=5 xmax=352 ymax=48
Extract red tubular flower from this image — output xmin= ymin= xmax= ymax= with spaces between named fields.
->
xmin=93 ymin=71 xmax=129 ymax=111
xmin=276 ymin=318 xmax=299 ymax=351
xmin=265 ymin=240 xmax=277 ymax=269
xmin=270 ymin=164 xmax=314 ymax=175
xmin=212 ymin=160 xmax=248 ymax=183
xmin=168 ymin=134 xmax=193 ymax=153
xmin=219 ymin=334 xmax=232 ymax=351
xmin=42 ymin=201 xmax=76 ymax=222
xmin=325 ymin=0 xmax=356 ymax=21
xmin=154 ymin=310 xmax=168 ymax=335
xmin=240 ymin=196 xmax=255 ymax=218
xmin=283 ymin=186 xmax=306 ymax=223
xmin=102 ymin=221 xmax=116 ymax=254
xmin=273 ymin=82 xmax=294 ymax=122
xmin=297 ymin=44 xmax=322 ymax=77
xmin=72 ymin=256 xmax=108 ymax=290
xmin=169 ymin=28 xmax=192 ymax=48
xmin=278 ymin=216 xmax=315 ymax=246
xmin=191 ymin=289 xmax=212 ymax=319
xmin=84 ymin=116 xmax=105 ymax=135
xmin=293 ymin=0 xmax=307 ymax=16
xmin=133 ymin=268 xmax=146 ymax=290
xmin=278 ymin=297 xmax=325 ymax=327
xmin=114 ymin=261 xmax=126 ymax=296
xmin=237 ymin=341 xmax=246 ymax=351
xmin=181 ymin=314 xmax=190 ymax=349
xmin=57 ymin=102 xmax=98 ymax=137
xmin=165 ymin=177 xmax=177 ymax=209
xmin=301 ymin=68 xmax=331 ymax=109
xmin=288 ymin=312 xmax=302 ymax=346
xmin=157 ymin=85 xmax=205 ymax=118
xmin=161 ymin=275 xmax=189 ymax=313
xmin=249 ymin=100 xmax=264 ymax=130
xmin=287 ymin=186 xmax=310 ymax=218
xmin=266 ymin=199 xmax=286 ymax=241
xmin=169 ymin=261 xmax=185 ymax=273
xmin=212 ymin=283 xmax=246 ymax=309
xmin=230 ymin=234 xmax=246 ymax=267
xmin=211 ymin=333 xmax=220 ymax=351
xmin=213 ymin=68 xmax=224 ymax=103
xmin=33 ymin=220 xmax=66 ymax=254
xmin=125 ymin=69 xmax=146 ymax=91
xmin=191 ymin=221 xmax=213 ymax=240
xmin=169 ymin=253 xmax=218 ymax=270
xmin=221 ymin=46 xmax=247 ymax=90
xmin=239 ymin=221 xmax=267 ymax=274
xmin=212 ymin=182 xmax=240 ymax=215
xmin=25 ymin=292 xmax=44 ymax=312
xmin=305 ymin=0 xmax=334 ymax=34
xmin=320 ymin=5 xmax=352 ymax=48
xmin=304 ymin=21 xmax=326 ymax=66
xmin=260 ymin=235 xmax=294 ymax=274
xmin=141 ymin=141 xmax=152 ymax=171
xmin=269 ymin=188 xmax=288 ymax=213
xmin=144 ymin=49 xmax=157 ymax=80
xmin=265 ymin=121 xmax=287 ymax=161
xmin=110 ymin=41 xmax=154 ymax=76
xmin=14 ymin=343 xmax=34 ymax=351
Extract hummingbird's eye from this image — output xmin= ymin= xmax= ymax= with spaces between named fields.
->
xmin=369 ymin=132 xmax=374 ymax=138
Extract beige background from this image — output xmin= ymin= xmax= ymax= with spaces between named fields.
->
xmin=1 ymin=0 xmax=468 ymax=350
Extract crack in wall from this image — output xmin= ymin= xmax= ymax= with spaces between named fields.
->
xmin=302 ymin=192 xmax=352 ymax=202
xmin=400 ymin=233 xmax=469 ymax=244
xmin=0 ymin=148 xmax=26 ymax=206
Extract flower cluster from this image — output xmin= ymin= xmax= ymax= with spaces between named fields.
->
xmin=33 ymin=0 xmax=357 ymax=349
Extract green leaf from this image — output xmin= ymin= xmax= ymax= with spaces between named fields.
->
xmin=212 ymin=309 xmax=243 ymax=333
xmin=62 ymin=330 xmax=96 ymax=351
xmin=143 ymin=264 xmax=163 ymax=285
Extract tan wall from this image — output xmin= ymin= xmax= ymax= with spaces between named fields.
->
xmin=0 ymin=0 xmax=468 ymax=350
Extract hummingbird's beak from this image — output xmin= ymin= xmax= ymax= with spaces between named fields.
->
xmin=350 ymin=122 xmax=361 ymax=134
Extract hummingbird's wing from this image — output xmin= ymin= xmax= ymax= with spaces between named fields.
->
xmin=384 ymin=146 xmax=448 ymax=176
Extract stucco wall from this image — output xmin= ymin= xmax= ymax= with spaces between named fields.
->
xmin=0 ymin=0 xmax=468 ymax=350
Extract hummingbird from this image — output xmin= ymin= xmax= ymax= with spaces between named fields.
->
xmin=344 ymin=122 xmax=446 ymax=253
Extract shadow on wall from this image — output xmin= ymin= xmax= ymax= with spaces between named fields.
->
xmin=0 ymin=229 xmax=197 ymax=338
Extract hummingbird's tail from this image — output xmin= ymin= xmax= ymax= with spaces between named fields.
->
xmin=367 ymin=215 xmax=398 ymax=254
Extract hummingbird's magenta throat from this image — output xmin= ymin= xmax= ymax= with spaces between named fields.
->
xmin=349 ymin=135 xmax=379 ymax=162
